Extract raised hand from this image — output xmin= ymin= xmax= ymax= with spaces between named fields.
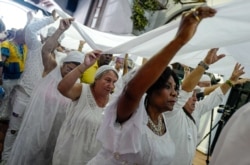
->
xmin=83 ymin=50 xmax=102 ymax=68
xmin=59 ymin=18 xmax=74 ymax=31
xmin=229 ymin=63 xmax=245 ymax=85
xmin=235 ymin=78 xmax=250 ymax=85
xmin=52 ymin=9 xmax=59 ymax=21
xmin=175 ymin=6 xmax=217 ymax=45
xmin=203 ymin=48 xmax=225 ymax=65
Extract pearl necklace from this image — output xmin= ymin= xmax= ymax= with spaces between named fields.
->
xmin=148 ymin=114 xmax=165 ymax=136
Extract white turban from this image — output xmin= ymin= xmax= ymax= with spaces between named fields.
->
xmin=200 ymin=74 xmax=211 ymax=82
xmin=46 ymin=27 xmax=65 ymax=43
xmin=95 ymin=65 xmax=119 ymax=79
xmin=62 ymin=51 xmax=84 ymax=64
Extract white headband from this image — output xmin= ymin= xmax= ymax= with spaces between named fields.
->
xmin=95 ymin=65 xmax=119 ymax=79
xmin=62 ymin=51 xmax=84 ymax=64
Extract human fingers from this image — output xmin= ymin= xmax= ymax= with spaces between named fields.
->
xmin=89 ymin=50 xmax=101 ymax=59
xmin=204 ymin=48 xmax=225 ymax=64
xmin=213 ymin=53 xmax=225 ymax=62
xmin=60 ymin=18 xmax=74 ymax=29
xmin=192 ymin=6 xmax=217 ymax=22
xmin=87 ymin=50 xmax=102 ymax=59
xmin=175 ymin=6 xmax=217 ymax=45
xmin=236 ymin=78 xmax=250 ymax=85
xmin=230 ymin=63 xmax=245 ymax=81
xmin=52 ymin=10 xmax=59 ymax=21
xmin=93 ymin=50 xmax=102 ymax=54
xmin=64 ymin=18 xmax=74 ymax=25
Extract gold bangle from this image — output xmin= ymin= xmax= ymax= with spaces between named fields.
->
xmin=225 ymin=80 xmax=233 ymax=87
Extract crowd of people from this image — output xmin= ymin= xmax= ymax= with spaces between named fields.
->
xmin=0 ymin=4 xmax=249 ymax=165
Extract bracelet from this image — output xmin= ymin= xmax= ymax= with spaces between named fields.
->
xmin=198 ymin=61 xmax=209 ymax=70
xmin=225 ymin=80 xmax=233 ymax=87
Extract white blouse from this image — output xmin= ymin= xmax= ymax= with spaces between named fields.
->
xmin=87 ymin=93 xmax=175 ymax=165
xmin=53 ymin=84 xmax=104 ymax=165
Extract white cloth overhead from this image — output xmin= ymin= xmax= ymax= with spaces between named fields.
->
xmin=55 ymin=9 xmax=136 ymax=51
xmin=25 ymin=0 xmax=63 ymax=13
xmin=55 ymin=0 xmax=250 ymax=78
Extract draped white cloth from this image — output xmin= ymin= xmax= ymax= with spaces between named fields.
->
xmin=7 ymin=66 xmax=71 ymax=165
xmin=55 ymin=0 xmax=250 ymax=78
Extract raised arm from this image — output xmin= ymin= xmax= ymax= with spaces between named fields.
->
xmin=203 ymin=84 xmax=220 ymax=95
xmin=202 ymin=63 xmax=246 ymax=96
xmin=116 ymin=6 xmax=217 ymax=123
xmin=57 ymin=50 xmax=101 ymax=101
xmin=122 ymin=53 xmax=129 ymax=76
xmin=182 ymin=48 xmax=225 ymax=92
xmin=25 ymin=10 xmax=57 ymax=49
xmin=220 ymin=63 xmax=245 ymax=94
xmin=41 ymin=18 xmax=74 ymax=76
xmin=77 ymin=40 xmax=85 ymax=51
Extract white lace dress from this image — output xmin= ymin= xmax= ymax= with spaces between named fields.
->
xmin=87 ymin=93 xmax=175 ymax=165
xmin=52 ymin=84 xmax=104 ymax=165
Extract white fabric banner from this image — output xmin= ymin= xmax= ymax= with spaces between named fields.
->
xmin=56 ymin=0 xmax=250 ymax=78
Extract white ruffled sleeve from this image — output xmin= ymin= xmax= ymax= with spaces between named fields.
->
xmin=97 ymin=90 xmax=147 ymax=155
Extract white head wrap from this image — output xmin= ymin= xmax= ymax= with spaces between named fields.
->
xmin=200 ymin=74 xmax=211 ymax=82
xmin=62 ymin=51 xmax=84 ymax=64
xmin=95 ymin=65 xmax=119 ymax=79
xmin=46 ymin=27 xmax=65 ymax=43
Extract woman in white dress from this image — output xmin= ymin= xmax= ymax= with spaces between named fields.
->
xmin=7 ymin=18 xmax=83 ymax=165
xmin=87 ymin=6 xmax=217 ymax=165
xmin=53 ymin=60 xmax=119 ymax=164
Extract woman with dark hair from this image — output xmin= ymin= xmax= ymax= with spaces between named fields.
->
xmin=87 ymin=6 xmax=217 ymax=165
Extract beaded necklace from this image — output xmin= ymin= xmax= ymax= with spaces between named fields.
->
xmin=147 ymin=114 xmax=165 ymax=136
xmin=144 ymin=95 xmax=166 ymax=136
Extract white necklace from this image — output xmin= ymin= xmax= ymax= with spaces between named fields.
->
xmin=148 ymin=114 xmax=165 ymax=136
